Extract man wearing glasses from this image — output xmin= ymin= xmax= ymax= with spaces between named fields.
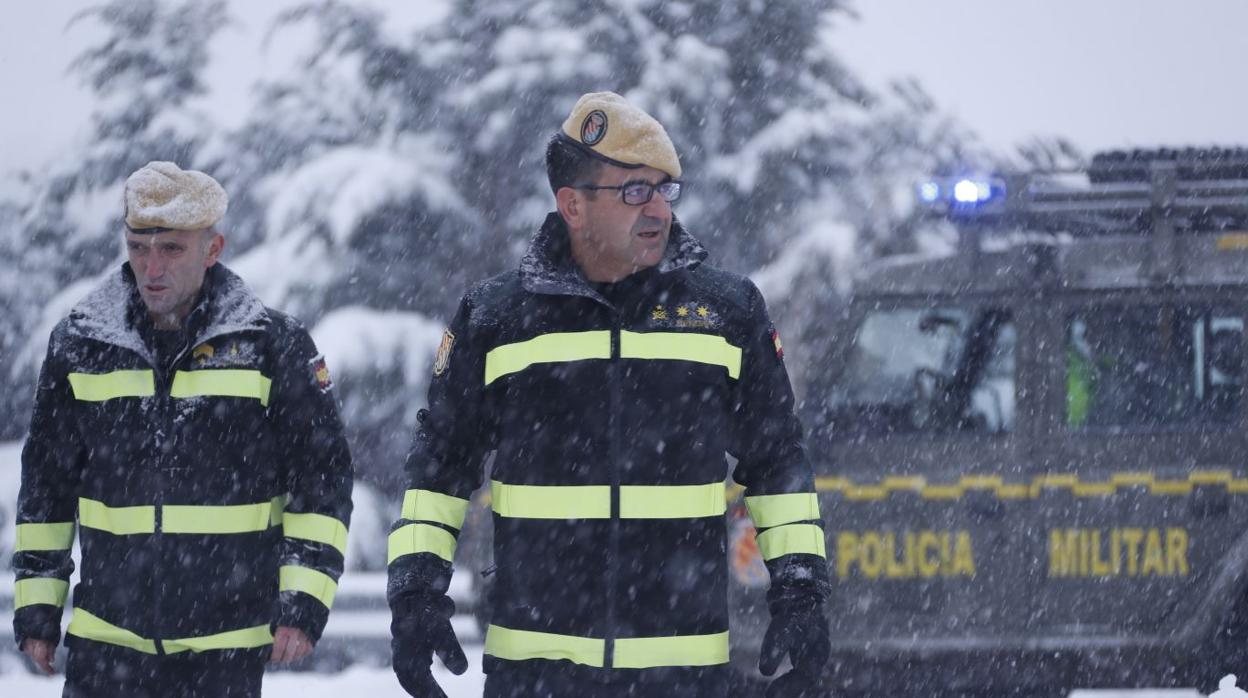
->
xmin=389 ymin=92 xmax=830 ymax=698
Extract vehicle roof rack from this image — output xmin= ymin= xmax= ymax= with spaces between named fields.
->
xmin=918 ymin=147 xmax=1248 ymax=282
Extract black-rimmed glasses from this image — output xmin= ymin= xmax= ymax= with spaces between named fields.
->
xmin=574 ymin=180 xmax=683 ymax=206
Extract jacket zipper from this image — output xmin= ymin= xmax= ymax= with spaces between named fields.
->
xmin=151 ymin=339 xmax=191 ymax=655
xmin=151 ymin=358 xmax=169 ymax=655
xmin=605 ymin=320 xmax=622 ymax=672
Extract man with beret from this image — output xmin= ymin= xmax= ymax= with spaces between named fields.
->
xmin=388 ymin=92 xmax=831 ymax=697
xmin=12 ymin=161 xmax=354 ymax=697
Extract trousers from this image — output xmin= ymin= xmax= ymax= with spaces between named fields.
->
xmin=62 ymin=639 xmax=267 ymax=698
xmin=483 ymin=665 xmax=737 ymax=698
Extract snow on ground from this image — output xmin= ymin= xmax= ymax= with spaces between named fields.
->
xmin=0 ymin=658 xmax=1210 ymax=698
xmin=0 ymin=647 xmax=486 ymax=697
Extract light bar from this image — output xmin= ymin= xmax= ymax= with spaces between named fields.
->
xmin=917 ymin=176 xmax=1005 ymax=208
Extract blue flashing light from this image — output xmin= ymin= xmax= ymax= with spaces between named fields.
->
xmin=953 ymin=179 xmax=985 ymax=203
xmin=919 ymin=181 xmax=940 ymax=203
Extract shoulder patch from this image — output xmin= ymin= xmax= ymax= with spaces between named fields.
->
xmin=770 ymin=326 xmax=784 ymax=361
xmin=309 ymin=354 xmax=333 ymax=392
xmin=433 ymin=329 xmax=455 ymax=377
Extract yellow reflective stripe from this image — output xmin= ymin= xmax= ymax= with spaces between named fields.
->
xmin=756 ymin=523 xmax=827 ymax=560
xmin=744 ymin=492 xmax=821 ymax=529
xmin=619 ymin=331 xmax=742 ymax=380
xmin=484 ymin=626 xmax=729 ymax=669
xmin=68 ymin=370 xmax=154 ymax=402
xmin=619 ymin=483 xmax=726 ymax=519
xmin=388 ymin=523 xmax=457 ymax=564
xmin=491 ymin=481 xmax=610 ymax=519
xmin=14 ymin=578 xmax=69 ymax=609
xmin=484 ymin=625 xmax=604 ymax=668
xmin=68 ymin=609 xmax=273 ymax=654
xmin=401 ymin=489 xmax=469 ymax=529
xmin=484 ymin=331 xmax=611 ymax=386
xmin=279 ymin=565 xmax=338 ymax=610
xmin=171 ymin=369 xmax=272 ymax=406
xmin=615 ymin=631 xmax=730 ymax=669
xmin=78 ymin=498 xmax=155 ymax=535
xmin=15 ymin=522 xmax=75 ymax=551
xmin=165 ymin=624 xmax=274 ymax=654
xmin=68 ymin=608 xmax=158 ymax=654
xmin=164 ymin=496 xmax=284 ymax=534
xmin=284 ymin=512 xmax=349 ymax=555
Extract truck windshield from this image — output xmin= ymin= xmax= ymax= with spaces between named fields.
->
xmin=1066 ymin=305 xmax=1243 ymax=428
xmin=826 ymin=307 xmax=1015 ymax=437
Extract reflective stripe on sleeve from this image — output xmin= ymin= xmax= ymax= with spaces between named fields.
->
xmin=619 ymin=483 xmax=726 ymax=519
xmin=388 ymin=523 xmax=457 ymax=564
xmin=163 ymin=496 xmax=284 ymax=534
xmin=284 ymin=512 xmax=349 ymax=555
xmin=615 ymin=631 xmax=730 ymax=669
xmin=491 ymin=481 xmax=610 ymax=519
xmin=170 ymin=369 xmax=272 ymax=406
xmin=756 ymin=523 xmax=827 ymax=560
xmin=68 ymin=608 xmax=273 ymax=654
xmin=279 ymin=565 xmax=338 ymax=610
xmin=744 ymin=492 xmax=821 ymax=529
xmin=484 ymin=331 xmax=611 ymax=386
xmin=619 ymin=331 xmax=742 ymax=380
xmin=484 ymin=625 xmax=605 ymax=667
xmin=67 ymin=370 xmax=154 ymax=402
xmin=14 ymin=578 xmax=70 ymax=609
xmin=15 ymin=522 xmax=75 ymax=551
xmin=400 ymin=489 xmax=469 ymax=530
xmin=78 ymin=498 xmax=155 ymax=535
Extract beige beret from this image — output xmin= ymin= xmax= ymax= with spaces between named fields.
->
xmin=560 ymin=92 xmax=682 ymax=179
xmin=124 ymin=161 xmax=228 ymax=233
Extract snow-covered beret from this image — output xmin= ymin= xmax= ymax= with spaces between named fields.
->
xmin=124 ymin=161 xmax=228 ymax=233
xmin=559 ymin=91 xmax=682 ymax=179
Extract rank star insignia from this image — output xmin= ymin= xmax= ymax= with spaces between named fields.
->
xmin=676 ymin=306 xmax=690 ymax=317
xmin=652 ymin=306 xmax=668 ymax=321
xmin=696 ymin=306 xmax=710 ymax=318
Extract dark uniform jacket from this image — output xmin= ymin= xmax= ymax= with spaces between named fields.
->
xmin=12 ymin=263 xmax=353 ymax=656
xmin=388 ymin=213 xmax=827 ymax=683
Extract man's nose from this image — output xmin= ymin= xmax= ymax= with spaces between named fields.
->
xmin=641 ymin=193 xmax=671 ymax=219
xmin=145 ymin=256 xmax=167 ymax=279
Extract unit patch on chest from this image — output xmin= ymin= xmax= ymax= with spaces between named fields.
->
xmin=649 ymin=302 xmax=721 ymax=330
xmin=192 ymin=341 xmax=258 ymax=368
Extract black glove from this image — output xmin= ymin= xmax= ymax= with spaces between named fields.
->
xmin=759 ymin=599 xmax=830 ymax=698
xmin=391 ymin=594 xmax=468 ymax=698
xmin=760 ymin=554 xmax=832 ymax=698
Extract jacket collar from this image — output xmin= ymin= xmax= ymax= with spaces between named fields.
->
xmin=519 ymin=211 xmax=708 ymax=300
xmin=66 ymin=263 xmax=268 ymax=363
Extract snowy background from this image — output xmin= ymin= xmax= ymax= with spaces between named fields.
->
xmin=2 ymin=0 xmax=1247 ymax=695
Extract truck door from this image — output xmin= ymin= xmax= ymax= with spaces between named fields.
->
xmin=1034 ymin=295 xmax=1248 ymax=642
xmin=809 ymin=298 xmax=1034 ymax=643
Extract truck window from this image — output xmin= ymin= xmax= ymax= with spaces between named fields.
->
xmin=827 ymin=307 xmax=1015 ymax=437
xmin=1066 ymin=305 xmax=1244 ymax=428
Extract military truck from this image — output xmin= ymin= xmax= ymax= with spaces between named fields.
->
xmin=727 ymin=147 xmax=1248 ymax=697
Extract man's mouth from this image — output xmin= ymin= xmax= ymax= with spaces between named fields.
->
xmin=638 ymin=229 xmax=661 ymax=239
xmin=144 ymin=284 xmax=168 ymax=293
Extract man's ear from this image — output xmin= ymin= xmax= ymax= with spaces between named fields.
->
xmin=204 ymin=231 xmax=226 ymax=267
xmin=556 ymin=187 xmax=583 ymax=229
